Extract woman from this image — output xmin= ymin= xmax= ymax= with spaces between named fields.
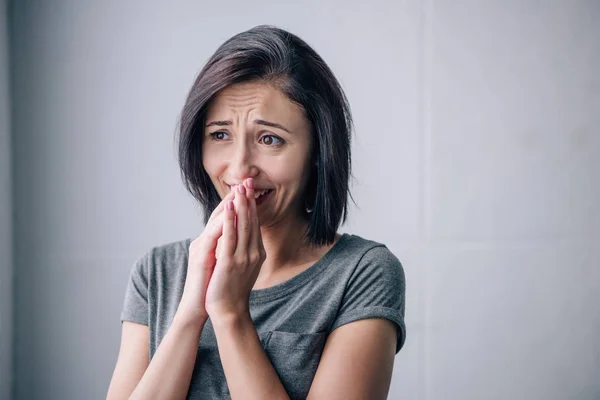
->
xmin=108 ymin=25 xmax=406 ymax=400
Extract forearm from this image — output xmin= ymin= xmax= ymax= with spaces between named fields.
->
xmin=212 ymin=313 xmax=290 ymax=400
xmin=130 ymin=309 xmax=206 ymax=400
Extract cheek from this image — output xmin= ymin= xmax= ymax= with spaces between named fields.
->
xmin=273 ymin=157 xmax=312 ymax=192
xmin=201 ymin=157 xmax=215 ymax=178
xmin=202 ymin=145 xmax=225 ymax=176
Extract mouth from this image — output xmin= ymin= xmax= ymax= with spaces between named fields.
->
xmin=227 ymin=185 xmax=273 ymax=206
xmin=255 ymin=189 xmax=273 ymax=205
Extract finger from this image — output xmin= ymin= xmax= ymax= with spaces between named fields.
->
xmin=204 ymin=191 xmax=234 ymax=240
xmin=221 ymin=199 xmax=237 ymax=258
xmin=190 ymin=213 xmax=224 ymax=269
xmin=207 ymin=189 xmax=235 ymax=225
xmin=245 ymin=178 xmax=261 ymax=249
xmin=200 ymin=189 xmax=235 ymax=246
xmin=203 ymin=212 xmax=225 ymax=241
xmin=193 ymin=213 xmax=225 ymax=265
xmin=234 ymin=183 xmax=250 ymax=253
xmin=208 ymin=189 xmax=234 ymax=222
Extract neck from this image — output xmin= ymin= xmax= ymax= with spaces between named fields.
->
xmin=258 ymin=212 xmax=312 ymax=278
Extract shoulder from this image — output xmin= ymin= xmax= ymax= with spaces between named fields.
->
xmin=328 ymin=233 xmax=407 ymax=353
xmin=132 ymin=237 xmax=192 ymax=274
xmin=149 ymin=237 xmax=192 ymax=259
xmin=342 ymin=233 xmax=404 ymax=277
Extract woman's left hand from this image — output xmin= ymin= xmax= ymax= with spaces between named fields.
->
xmin=204 ymin=178 xmax=266 ymax=321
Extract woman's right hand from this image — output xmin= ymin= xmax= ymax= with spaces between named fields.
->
xmin=177 ymin=189 xmax=235 ymax=323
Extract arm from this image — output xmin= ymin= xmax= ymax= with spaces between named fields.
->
xmin=106 ymin=308 xmax=207 ymax=400
xmin=212 ymin=315 xmax=398 ymax=400
xmin=108 ymin=190 xmax=237 ymax=399
xmin=307 ymin=318 xmax=398 ymax=400
xmin=106 ymin=321 xmax=149 ymax=399
xmin=205 ymin=182 xmax=290 ymax=399
xmin=129 ymin=311 xmax=206 ymax=400
xmin=212 ymin=313 xmax=290 ymax=400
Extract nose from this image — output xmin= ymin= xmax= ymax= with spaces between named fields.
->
xmin=229 ymin=141 xmax=259 ymax=182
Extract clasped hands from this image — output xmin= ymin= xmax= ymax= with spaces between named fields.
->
xmin=180 ymin=178 xmax=266 ymax=324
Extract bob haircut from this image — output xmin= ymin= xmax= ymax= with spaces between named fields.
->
xmin=177 ymin=25 xmax=353 ymax=247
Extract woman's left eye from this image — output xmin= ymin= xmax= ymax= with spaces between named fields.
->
xmin=259 ymin=134 xmax=284 ymax=146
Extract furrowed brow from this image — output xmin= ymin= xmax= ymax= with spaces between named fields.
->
xmin=254 ymin=119 xmax=292 ymax=134
xmin=205 ymin=120 xmax=232 ymax=128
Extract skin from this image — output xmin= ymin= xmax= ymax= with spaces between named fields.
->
xmin=202 ymin=80 xmax=339 ymax=289
xmin=196 ymin=81 xmax=397 ymax=399
xmin=108 ymin=81 xmax=397 ymax=400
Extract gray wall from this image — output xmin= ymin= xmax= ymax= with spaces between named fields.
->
xmin=0 ymin=0 xmax=12 ymax=398
xmin=6 ymin=1 xmax=600 ymax=399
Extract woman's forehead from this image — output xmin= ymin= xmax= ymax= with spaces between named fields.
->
xmin=206 ymin=82 xmax=308 ymax=129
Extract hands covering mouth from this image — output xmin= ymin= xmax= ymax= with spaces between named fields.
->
xmin=227 ymin=184 xmax=273 ymax=199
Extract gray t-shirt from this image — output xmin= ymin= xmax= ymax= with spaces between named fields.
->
xmin=120 ymin=232 xmax=406 ymax=399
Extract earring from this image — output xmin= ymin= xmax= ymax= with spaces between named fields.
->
xmin=305 ymin=198 xmax=314 ymax=214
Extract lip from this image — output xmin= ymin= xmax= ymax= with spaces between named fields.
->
xmin=255 ymin=189 xmax=273 ymax=206
xmin=226 ymin=184 xmax=273 ymax=191
xmin=225 ymin=184 xmax=274 ymax=205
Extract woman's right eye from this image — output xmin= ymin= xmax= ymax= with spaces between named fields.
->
xmin=210 ymin=131 xmax=230 ymax=141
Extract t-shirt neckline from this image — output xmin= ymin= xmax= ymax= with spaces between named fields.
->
xmin=186 ymin=233 xmax=353 ymax=303
xmin=248 ymin=232 xmax=352 ymax=303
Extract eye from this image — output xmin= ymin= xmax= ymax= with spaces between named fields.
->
xmin=209 ymin=131 xmax=230 ymax=141
xmin=259 ymin=134 xmax=284 ymax=146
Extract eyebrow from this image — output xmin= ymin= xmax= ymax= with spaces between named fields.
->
xmin=205 ymin=119 xmax=292 ymax=134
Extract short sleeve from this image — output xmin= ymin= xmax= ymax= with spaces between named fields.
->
xmin=330 ymin=245 xmax=406 ymax=354
xmin=120 ymin=252 xmax=150 ymax=326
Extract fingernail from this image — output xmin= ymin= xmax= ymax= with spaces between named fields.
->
xmin=247 ymin=178 xmax=253 ymax=189
xmin=227 ymin=200 xmax=234 ymax=210
xmin=238 ymin=184 xmax=246 ymax=194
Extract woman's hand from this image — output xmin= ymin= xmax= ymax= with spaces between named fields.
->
xmin=205 ymin=178 xmax=266 ymax=321
xmin=177 ymin=189 xmax=236 ymax=323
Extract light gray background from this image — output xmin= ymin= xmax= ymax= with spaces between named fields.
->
xmin=1 ymin=1 xmax=599 ymax=399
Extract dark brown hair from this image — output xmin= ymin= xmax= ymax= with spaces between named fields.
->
xmin=176 ymin=25 xmax=353 ymax=246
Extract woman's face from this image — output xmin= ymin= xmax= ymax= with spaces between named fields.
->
xmin=202 ymin=81 xmax=314 ymax=226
